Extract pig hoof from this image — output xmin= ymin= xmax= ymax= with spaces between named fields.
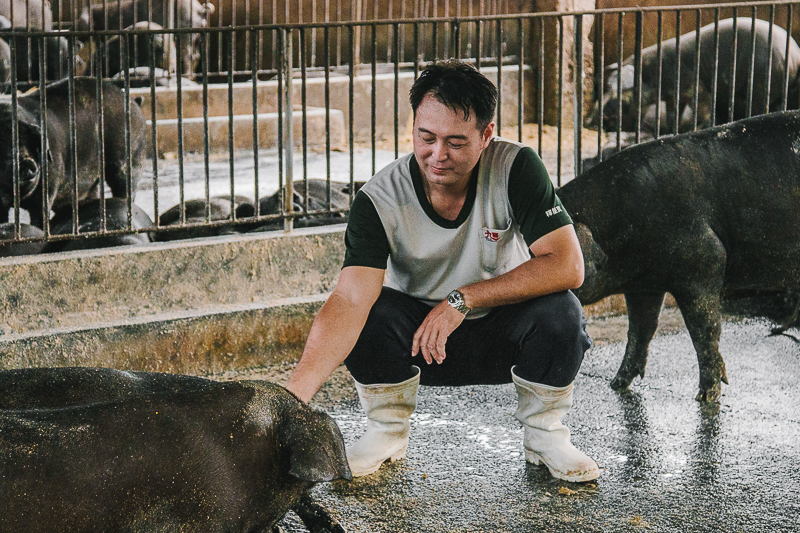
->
xmin=610 ymin=374 xmax=633 ymax=391
xmin=695 ymin=383 xmax=722 ymax=403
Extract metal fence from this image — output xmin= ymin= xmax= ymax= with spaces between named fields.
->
xmin=0 ymin=0 xmax=798 ymax=253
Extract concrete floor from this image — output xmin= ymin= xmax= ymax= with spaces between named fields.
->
xmin=274 ymin=314 xmax=800 ymax=532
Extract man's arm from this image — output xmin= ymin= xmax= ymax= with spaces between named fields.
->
xmin=461 ymin=223 xmax=584 ymax=308
xmin=412 ymin=224 xmax=584 ymax=364
xmin=286 ymin=266 xmax=385 ymax=403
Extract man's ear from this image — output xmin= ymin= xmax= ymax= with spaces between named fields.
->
xmin=481 ymin=121 xmax=495 ymax=148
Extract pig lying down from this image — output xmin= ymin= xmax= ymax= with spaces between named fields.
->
xmin=0 ymin=367 xmax=350 ymax=532
xmin=558 ymin=110 xmax=800 ymax=402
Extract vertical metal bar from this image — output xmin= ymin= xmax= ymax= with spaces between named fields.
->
xmin=574 ymin=14 xmax=583 ymax=177
xmin=95 ymin=71 xmax=107 ymax=233
xmin=231 ymin=0 xmax=238 ymax=77
xmin=537 ymin=16 xmax=543 ymax=157
xmin=386 ymin=0 xmax=394 ymax=63
xmin=394 ymin=22 xmax=400 ymax=159
xmin=476 ymin=11 xmax=482 ymax=70
xmin=336 ymin=0 xmax=342 ymax=66
xmin=746 ymin=10 xmax=757 ymax=118
xmin=68 ymin=57 xmax=78 ymax=235
xmin=227 ymin=29 xmax=235 ymax=217
xmin=371 ymin=22 xmax=377 ymax=176
xmin=202 ymin=28 xmax=211 ymax=222
xmin=615 ymin=12 xmax=623 ymax=147
xmin=495 ymin=15 xmax=502 ymax=135
xmin=673 ymin=11 xmax=681 ymax=134
xmin=784 ymin=5 xmax=793 ymax=111
xmin=597 ymin=13 xmax=604 ymax=159
xmin=728 ymin=10 xmax=738 ymax=123
xmin=453 ymin=17 xmax=461 ymax=59
xmin=312 ymin=0 xmax=319 ymax=66
xmin=252 ymin=26 xmax=260 ymax=218
xmin=414 ymin=22 xmax=419 ymax=77
xmin=122 ymin=46 xmax=134 ymax=231
xmin=10 ymin=39 xmax=20 ymax=235
xmin=517 ymin=17 xmax=523 ymax=143
xmin=301 ymin=27 xmax=310 ymax=208
xmin=692 ymin=10 xmax=701 ymax=131
xmin=556 ymin=16 xmax=563 ymax=186
xmin=764 ymin=5 xmax=776 ymax=114
xmin=655 ymin=11 xmax=665 ymax=136
xmin=149 ymin=32 xmax=160 ymax=228
xmin=633 ymin=12 xmax=642 ymax=143
xmin=283 ymin=28 xmax=294 ymax=232
xmin=348 ymin=25 xmax=355 ymax=188
xmin=176 ymin=29 xmax=186 ymax=225
xmin=34 ymin=36 xmax=47 ymax=237
xmin=711 ymin=9 xmax=720 ymax=126
xmin=325 ymin=26 xmax=331 ymax=185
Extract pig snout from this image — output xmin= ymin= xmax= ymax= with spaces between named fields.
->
xmin=19 ymin=157 xmax=40 ymax=190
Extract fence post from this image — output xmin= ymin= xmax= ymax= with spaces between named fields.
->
xmin=531 ymin=0 xmax=594 ymax=130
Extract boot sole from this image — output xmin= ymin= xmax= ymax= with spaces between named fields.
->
xmin=525 ymin=450 xmax=600 ymax=483
xmin=350 ymin=445 xmax=408 ymax=478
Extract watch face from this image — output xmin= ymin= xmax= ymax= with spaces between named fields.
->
xmin=448 ymin=292 xmax=461 ymax=305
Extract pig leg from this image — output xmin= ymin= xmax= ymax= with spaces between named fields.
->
xmin=672 ymin=289 xmax=729 ymax=402
xmin=292 ymin=493 xmax=347 ymax=533
xmin=611 ymin=291 xmax=666 ymax=391
xmin=105 ymin=160 xmax=131 ymax=199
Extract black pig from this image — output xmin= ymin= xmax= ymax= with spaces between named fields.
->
xmin=588 ymin=18 xmax=800 ymax=135
xmin=0 ymin=367 xmax=351 ymax=532
xmin=236 ymin=179 xmax=358 ymax=232
xmin=155 ymin=195 xmax=251 ymax=241
xmin=0 ymin=77 xmax=146 ymax=229
xmin=0 ymin=222 xmax=44 ymax=256
xmin=93 ymin=21 xmax=177 ymax=78
xmin=43 ymin=197 xmax=154 ymax=253
xmin=0 ymin=0 xmax=52 ymax=30
xmin=77 ymin=0 xmax=214 ymax=74
xmin=558 ymin=110 xmax=800 ymax=402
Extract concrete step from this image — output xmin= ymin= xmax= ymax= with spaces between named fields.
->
xmin=146 ymin=106 xmax=347 ymax=155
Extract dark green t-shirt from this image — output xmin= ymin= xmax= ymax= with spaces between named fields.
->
xmin=343 ymin=145 xmax=571 ymax=269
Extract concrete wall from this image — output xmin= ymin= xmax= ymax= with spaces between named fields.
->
xmin=0 ymin=225 xmax=627 ymax=374
xmin=0 ymin=226 xmax=345 ymax=373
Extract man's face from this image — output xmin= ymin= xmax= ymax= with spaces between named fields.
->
xmin=413 ymin=93 xmax=494 ymax=188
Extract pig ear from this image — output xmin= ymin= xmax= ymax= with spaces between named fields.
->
xmin=574 ymin=223 xmax=608 ymax=272
xmin=605 ymin=62 xmax=619 ymax=72
xmin=17 ymin=120 xmax=44 ymax=157
xmin=285 ymin=409 xmax=352 ymax=482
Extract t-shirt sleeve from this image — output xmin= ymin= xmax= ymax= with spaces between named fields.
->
xmin=342 ymin=190 xmax=391 ymax=269
xmin=508 ymin=146 xmax=573 ymax=247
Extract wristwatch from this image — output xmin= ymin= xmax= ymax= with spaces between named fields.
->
xmin=446 ymin=289 xmax=471 ymax=315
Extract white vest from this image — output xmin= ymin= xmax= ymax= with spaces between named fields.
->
xmin=361 ymin=137 xmax=531 ymax=318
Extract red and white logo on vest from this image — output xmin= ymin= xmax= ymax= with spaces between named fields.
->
xmin=483 ymin=229 xmax=500 ymax=242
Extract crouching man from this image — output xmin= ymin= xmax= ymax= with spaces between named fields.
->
xmin=286 ymin=59 xmax=599 ymax=483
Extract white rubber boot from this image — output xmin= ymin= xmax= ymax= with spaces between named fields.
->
xmin=511 ymin=366 xmax=600 ymax=482
xmin=346 ymin=366 xmax=420 ymax=477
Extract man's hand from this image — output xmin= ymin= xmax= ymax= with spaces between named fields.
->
xmin=411 ymin=300 xmax=466 ymax=365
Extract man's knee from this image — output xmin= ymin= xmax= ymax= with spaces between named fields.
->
xmin=511 ymin=291 xmax=591 ymax=386
xmin=528 ymin=291 xmax=590 ymax=345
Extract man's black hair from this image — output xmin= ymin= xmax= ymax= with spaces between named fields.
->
xmin=409 ymin=59 xmax=498 ymax=131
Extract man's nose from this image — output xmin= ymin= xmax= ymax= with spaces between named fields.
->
xmin=432 ymin=141 xmax=449 ymax=161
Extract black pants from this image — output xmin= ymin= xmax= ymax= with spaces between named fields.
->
xmin=345 ymin=287 xmax=592 ymax=388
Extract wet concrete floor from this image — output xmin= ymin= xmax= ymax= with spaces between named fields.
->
xmin=275 ymin=315 xmax=800 ymax=533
